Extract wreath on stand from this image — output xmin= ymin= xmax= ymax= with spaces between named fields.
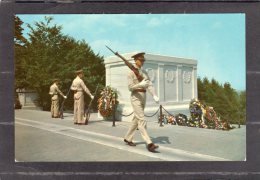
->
xmin=97 ymin=86 xmax=119 ymax=118
xmin=189 ymin=99 xmax=204 ymax=127
xmin=204 ymin=107 xmax=222 ymax=129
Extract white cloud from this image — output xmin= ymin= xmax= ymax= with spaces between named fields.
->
xmin=146 ymin=16 xmax=173 ymax=27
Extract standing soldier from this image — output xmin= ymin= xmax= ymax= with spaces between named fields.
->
xmin=71 ymin=69 xmax=94 ymax=125
xmin=124 ymin=52 xmax=160 ymax=152
xmin=49 ymin=79 xmax=67 ymax=118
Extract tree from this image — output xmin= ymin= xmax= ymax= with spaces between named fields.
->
xmin=223 ymin=83 xmax=240 ymax=122
xmin=198 ymin=77 xmax=209 ymax=104
xmin=197 ymin=77 xmax=245 ymax=125
xmin=14 ymin=16 xmax=27 ymax=45
xmin=22 ymin=16 xmax=105 ymax=110
xmin=238 ymin=91 xmax=246 ymax=124
xmin=15 ymin=15 xmax=28 ymax=90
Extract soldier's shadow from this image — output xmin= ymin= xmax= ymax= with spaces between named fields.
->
xmin=135 ymin=136 xmax=171 ymax=145
xmin=151 ymin=136 xmax=171 ymax=144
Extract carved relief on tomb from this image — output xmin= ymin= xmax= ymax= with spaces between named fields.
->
xmin=146 ymin=68 xmax=156 ymax=82
xmin=165 ymin=69 xmax=176 ymax=83
xmin=183 ymin=71 xmax=192 ymax=84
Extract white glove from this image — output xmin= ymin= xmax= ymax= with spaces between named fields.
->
xmin=90 ymin=95 xmax=94 ymax=100
xmin=153 ymin=95 xmax=159 ymax=103
xmin=63 ymin=96 xmax=67 ymax=99
xmin=138 ymin=79 xmax=149 ymax=88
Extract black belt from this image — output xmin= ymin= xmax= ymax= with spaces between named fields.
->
xmin=134 ymin=89 xmax=146 ymax=93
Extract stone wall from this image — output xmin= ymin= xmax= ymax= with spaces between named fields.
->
xmin=16 ymin=89 xmax=39 ymax=109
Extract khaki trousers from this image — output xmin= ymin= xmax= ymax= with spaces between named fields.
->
xmin=51 ymin=98 xmax=59 ymax=117
xmin=124 ymin=92 xmax=152 ymax=144
xmin=74 ymin=92 xmax=85 ymax=123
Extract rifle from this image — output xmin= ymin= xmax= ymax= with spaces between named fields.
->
xmin=59 ymin=85 xmax=71 ymax=119
xmin=84 ymin=84 xmax=100 ymax=125
xmin=105 ymin=46 xmax=144 ymax=82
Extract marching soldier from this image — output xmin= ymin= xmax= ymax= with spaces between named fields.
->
xmin=124 ymin=52 xmax=160 ymax=152
xmin=71 ymin=69 xmax=94 ymax=125
xmin=49 ymin=79 xmax=67 ymax=118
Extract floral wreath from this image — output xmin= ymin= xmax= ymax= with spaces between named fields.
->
xmin=189 ymin=99 xmax=224 ymax=129
xmin=189 ymin=98 xmax=203 ymax=127
xmin=204 ymin=107 xmax=221 ymax=129
xmin=189 ymin=99 xmax=203 ymax=119
xmin=98 ymin=86 xmax=119 ymax=118
xmin=160 ymin=99 xmax=233 ymax=130
xmin=175 ymin=113 xmax=188 ymax=126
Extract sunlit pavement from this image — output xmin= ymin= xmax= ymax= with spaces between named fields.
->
xmin=15 ymin=109 xmax=246 ymax=162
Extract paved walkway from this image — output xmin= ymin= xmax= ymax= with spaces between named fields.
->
xmin=15 ymin=109 xmax=246 ymax=162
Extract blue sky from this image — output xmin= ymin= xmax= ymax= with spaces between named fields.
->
xmin=18 ymin=14 xmax=245 ymax=91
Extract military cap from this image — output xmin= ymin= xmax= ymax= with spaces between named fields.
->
xmin=52 ymin=78 xmax=60 ymax=83
xmin=131 ymin=52 xmax=145 ymax=59
xmin=75 ymin=69 xmax=84 ymax=75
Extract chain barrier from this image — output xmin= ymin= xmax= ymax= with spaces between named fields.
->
xmin=118 ymin=106 xmax=160 ymax=118
xmin=119 ymin=111 xmax=134 ymax=117
xmin=161 ymin=106 xmax=175 ymax=116
xmin=116 ymin=105 xmax=175 ymax=127
xmin=144 ymin=107 xmax=160 ymax=117
xmin=161 ymin=105 xmax=179 ymax=126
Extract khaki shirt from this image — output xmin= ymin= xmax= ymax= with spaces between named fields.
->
xmin=49 ymin=83 xmax=64 ymax=100
xmin=127 ymin=65 xmax=156 ymax=96
xmin=71 ymin=76 xmax=91 ymax=99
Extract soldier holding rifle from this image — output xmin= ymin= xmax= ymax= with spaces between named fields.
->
xmin=106 ymin=46 xmax=160 ymax=152
xmin=71 ymin=69 xmax=94 ymax=125
xmin=49 ymin=79 xmax=67 ymax=118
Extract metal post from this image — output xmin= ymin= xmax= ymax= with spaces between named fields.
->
xmin=112 ymin=105 xmax=116 ymax=127
xmin=238 ymin=117 xmax=241 ymax=128
xmin=238 ymin=110 xmax=241 ymax=128
xmin=159 ymin=105 xmax=163 ymax=127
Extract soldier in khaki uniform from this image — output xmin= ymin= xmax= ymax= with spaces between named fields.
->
xmin=49 ymin=79 xmax=67 ymax=118
xmin=124 ymin=52 xmax=160 ymax=152
xmin=71 ymin=69 xmax=94 ymax=125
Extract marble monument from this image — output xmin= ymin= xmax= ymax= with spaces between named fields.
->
xmin=104 ymin=52 xmax=197 ymax=121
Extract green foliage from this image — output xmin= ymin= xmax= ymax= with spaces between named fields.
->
xmin=198 ymin=77 xmax=246 ymax=125
xmin=15 ymin=16 xmax=105 ymax=111
xmin=14 ymin=16 xmax=27 ymax=45
xmin=15 ymin=16 xmax=28 ymax=90
xmin=238 ymin=91 xmax=246 ymax=123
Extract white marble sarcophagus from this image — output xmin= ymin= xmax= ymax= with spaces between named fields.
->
xmin=104 ymin=52 xmax=198 ymax=121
